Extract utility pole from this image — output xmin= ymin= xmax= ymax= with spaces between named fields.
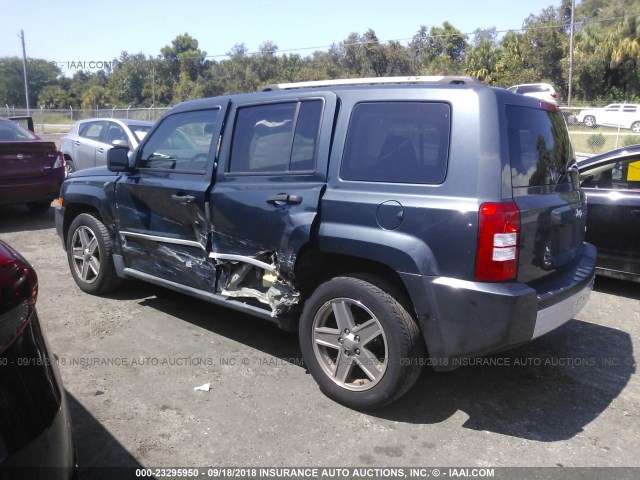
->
xmin=151 ymin=62 xmax=156 ymax=106
xmin=19 ymin=29 xmax=30 ymax=115
xmin=568 ymin=0 xmax=576 ymax=107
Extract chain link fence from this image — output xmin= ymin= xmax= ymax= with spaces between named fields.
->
xmin=1 ymin=106 xmax=171 ymax=133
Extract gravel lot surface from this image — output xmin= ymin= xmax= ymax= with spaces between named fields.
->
xmin=1 ymin=203 xmax=638 ymax=477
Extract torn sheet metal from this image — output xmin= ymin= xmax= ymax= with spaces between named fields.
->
xmin=212 ymin=251 xmax=300 ymax=317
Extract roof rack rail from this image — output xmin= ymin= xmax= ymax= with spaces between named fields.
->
xmin=262 ymin=75 xmax=481 ymax=91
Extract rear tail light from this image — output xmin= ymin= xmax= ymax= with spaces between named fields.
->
xmin=540 ymin=100 xmax=559 ymax=112
xmin=475 ymin=202 xmax=520 ymax=282
xmin=53 ymin=151 xmax=65 ymax=170
xmin=0 ymin=243 xmax=38 ymax=355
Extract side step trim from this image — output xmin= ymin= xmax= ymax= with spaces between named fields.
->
xmin=123 ymin=268 xmax=275 ymax=322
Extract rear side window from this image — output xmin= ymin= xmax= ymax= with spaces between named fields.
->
xmin=229 ymin=100 xmax=322 ymax=174
xmin=341 ymin=102 xmax=450 ymax=184
xmin=506 ymin=105 xmax=573 ymax=187
xmin=79 ymin=121 xmax=105 ymax=141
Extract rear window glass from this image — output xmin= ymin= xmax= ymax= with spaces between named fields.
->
xmin=341 ymin=102 xmax=450 ymax=184
xmin=0 ymin=121 xmax=37 ymax=141
xmin=506 ymin=105 xmax=573 ymax=187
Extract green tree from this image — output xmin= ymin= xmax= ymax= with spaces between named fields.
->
xmin=410 ymin=22 xmax=467 ymax=74
xmin=37 ymin=85 xmax=69 ymax=108
xmin=108 ymin=52 xmax=152 ymax=106
xmin=465 ymin=29 xmax=500 ymax=82
xmin=0 ymin=57 xmax=61 ymax=108
xmin=81 ymin=85 xmax=108 ymax=111
xmin=157 ymin=34 xmax=208 ymax=104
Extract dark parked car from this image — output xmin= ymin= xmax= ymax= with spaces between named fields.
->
xmin=60 ymin=118 xmax=153 ymax=173
xmin=0 ymin=117 xmax=66 ymax=213
xmin=578 ymin=145 xmax=640 ymax=281
xmin=0 ymin=240 xmax=76 ymax=478
xmin=56 ymin=76 xmax=596 ymax=409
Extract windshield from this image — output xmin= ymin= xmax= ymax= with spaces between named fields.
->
xmin=506 ymin=105 xmax=573 ymax=187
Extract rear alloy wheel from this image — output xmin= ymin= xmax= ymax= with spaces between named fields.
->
xmin=299 ymin=275 xmax=424 ymax=410
xmin=632 ymin=121 xmax=640 ymax=134
xmin=26 ymin=200 xmax=52 ymax=214
xmin=583 ymin=115 xmax=596 ymax=128
xmin=67 ymin=213 xmax=122 ymax=294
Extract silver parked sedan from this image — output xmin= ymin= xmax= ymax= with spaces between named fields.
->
xmin=61 ymin=118 xmax=153 ymax=173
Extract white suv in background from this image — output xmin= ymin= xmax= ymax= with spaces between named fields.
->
xmin=576 ymin=103 xmax=640 ymax=132
xmin=507 ymin=83 xmax=558 ymax=105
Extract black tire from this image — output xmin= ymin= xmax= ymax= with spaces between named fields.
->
xmin=26 ymin=200 xmax=52 ymax=214
xmin=632 ymin=121 xmax=640 ymax=134
xmin=299 ymin=275 xmax=424 ymax=410
xmin=66 ymin=213 xmax=122 ymax=295
xmin=65 ymin=159 xmax=76 ymax=175
xmin=583 ymin=115 xmax=596 ymax=128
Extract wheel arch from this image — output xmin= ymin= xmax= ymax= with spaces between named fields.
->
xmin=294 ymin=247 xmax=416 ymax=317
xmin=62 ymin=203 xmax=104 ymax=247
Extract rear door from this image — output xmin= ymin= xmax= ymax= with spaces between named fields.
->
xmin=580 ymin=156 xmax=640 ymax=275
xmin=114 ymin=104 xmax=226 ymax=291
xmin=73 ymin=121 xmax=106 ymax=170
xmin=210 ymin=93 xmax=336 ymax=278
xmin=601 ymin=104 xmax=622 ymax=128
xmin=505 ymin=104 xmax=587 ymax=284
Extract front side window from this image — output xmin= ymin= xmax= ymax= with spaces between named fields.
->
xmin=104 ymin=124 xmax=128 ymax=144
xmin=229 ymin=100 xmax=322 ymax=174
xmin=580 ymin=157 xmax=640 ymax=190
xmin=138 ymin=109 xmax=218 ymax=172
xmin=130 ymin=125 xmax=152 ymax=142
xmin=507 ymin=105 xmax=573 ymax=187
xmin=341 ymin=102 xmax=450 ymax=184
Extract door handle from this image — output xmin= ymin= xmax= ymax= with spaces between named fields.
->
xmin=74 ymin=141 xmax=80 ymax=146
xmin=266 ymin=194 xmax=303 ymax=205
xmin=631 ymin=210 xmax=640 ymax=218
xmin=97 ymin=148 xmax=104 ymax=154
xmin=171 ymin=194 xmax=196 ymax=204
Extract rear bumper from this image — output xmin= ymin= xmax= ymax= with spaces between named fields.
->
xmin=0 ymin=174 xmax=63 ymax=206
xmin=401 ymin=242 xmax=596 ymax=370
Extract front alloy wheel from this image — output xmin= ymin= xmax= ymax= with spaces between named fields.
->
xmin=71 ymin=225 xmax=100 ymax=284
xmin=66 ymin=213 xmax=122 ymax=294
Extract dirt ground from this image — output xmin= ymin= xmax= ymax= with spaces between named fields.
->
xmin=1 ymin=202 xmax=639 ymax=476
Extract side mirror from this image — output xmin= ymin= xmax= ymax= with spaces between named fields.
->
xmin=112 ymin=139 xmax=130 ymax=149
xmin=107 ymin=146 xmax=131 ymax=172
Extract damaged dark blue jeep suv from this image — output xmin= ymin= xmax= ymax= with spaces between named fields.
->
xmin=56 ymin=76 xmax=596 ymax=409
